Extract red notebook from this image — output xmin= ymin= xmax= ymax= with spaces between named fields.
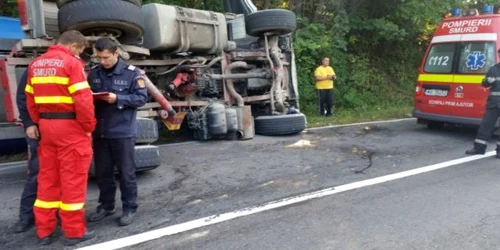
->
xmin=92 ymin=92 xmax=110 ymax=99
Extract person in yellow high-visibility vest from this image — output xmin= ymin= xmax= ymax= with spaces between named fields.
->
xmin=314 ymin=57 xmax=336 ymax=116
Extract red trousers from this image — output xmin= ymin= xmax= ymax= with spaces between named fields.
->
xmin=34 ymin=119 xmax=93 ymax=239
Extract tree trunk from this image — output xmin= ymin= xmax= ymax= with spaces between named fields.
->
xmin=291 ymin=0 xmax=302 ymax=15
xmin=313 ymin=0 xmax=325 ymax=23
xmin=264 ymin=0 xmax=271 ymax=9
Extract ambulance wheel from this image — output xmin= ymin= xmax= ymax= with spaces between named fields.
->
xmin=58 ymin=0 xmax=144 ymax=43
xmin=427 ymin=121 xmax=444 ymax=130
xmin=255 ymin=113 xmax=306 ymax=136
xmin=56 ymin=0 xmax=142 ymax=8
xmin=136 ymin=118 xmax=159 ymax=144
xmin=245 ymin=9 xmax=297 ymax=37
xmin=134 ymin=145 xmax=161 ymax=172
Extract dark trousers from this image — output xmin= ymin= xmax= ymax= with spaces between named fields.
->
xmin=19 ymin=137 xmax=39 ymax=222
xmin=474 ymin=107 xmax=500 ymax=151
xmin=93 ymin=138 xmax=137 ymax=213
xmin=317 ymin=89 xmax=334 ymax=115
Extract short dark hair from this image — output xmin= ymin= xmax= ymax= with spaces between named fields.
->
xmin=57 ymin=30 xmax=88 ymax=48
xmin=94 ymin=37 xmax=118 ymax=53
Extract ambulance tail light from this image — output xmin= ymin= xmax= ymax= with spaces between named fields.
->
xmin=415 ymin=82 xmax=423 ymax=96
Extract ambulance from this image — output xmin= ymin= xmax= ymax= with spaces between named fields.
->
xmin=413 ymin=5 xmax=500 ymax=128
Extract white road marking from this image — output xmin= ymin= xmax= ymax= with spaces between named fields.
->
xmin=306 ymin=118 xmax=416 ymax=131
xmin=77 ymin=150 xmax=495 ymax=250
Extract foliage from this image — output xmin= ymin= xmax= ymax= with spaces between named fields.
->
xmin=1 ymin=0 xmax=493 ymax=118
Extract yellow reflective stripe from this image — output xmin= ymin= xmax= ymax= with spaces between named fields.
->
xmin=31 ymin=76 xmax=70 ymax=85
xmin=418 ymin=74 xmax=453 ymax=83
xmin=25 ymin=84 xmax=34 ymax=94
xmin=68 ymin=81 xmax=90 ymax=94
xmin=34 ymin=199 xmax=60 ymax=209
xmin=34 ymin=96 xmax=74 ymax=104
xmin=60 ymin=202 xmax=84 ymax=211
xmin=418 ymin=74 xmax=485 ymax=84
xmin=454 ymin=75 xmax=484 ymax=84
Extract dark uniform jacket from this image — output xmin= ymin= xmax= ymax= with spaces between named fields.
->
xmin=482 ymin=63 xmax=500 ymax=108
xmin=88 ymin=58 xmax=148 ymax=139
xmin=16 ymin=70 xmax=35 ymax=129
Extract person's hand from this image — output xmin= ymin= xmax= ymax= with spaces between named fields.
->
xmin=26 ymin=125 xmax=39 ymax=140
xmin=102 ymin=93 xmax=117 ymax=104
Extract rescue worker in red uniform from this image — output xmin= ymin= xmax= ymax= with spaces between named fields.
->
xmin=25 ymin=30 xmax=97 ymax=246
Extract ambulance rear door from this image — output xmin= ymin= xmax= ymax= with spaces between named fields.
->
xmin=418 ymin=42 xmax=455 ymax=117
xmin=450 ymin=38 xmax=496 ymax=119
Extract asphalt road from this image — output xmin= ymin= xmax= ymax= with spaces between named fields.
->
xmin=1 ymin=118 xmax=500 ymax=250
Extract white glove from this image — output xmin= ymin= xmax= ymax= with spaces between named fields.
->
xmin=487 ymin=77 xmax=495 ymax=83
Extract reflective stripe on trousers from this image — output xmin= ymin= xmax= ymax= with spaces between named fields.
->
xmin=34 ymin=200 xmax=84 ymax=211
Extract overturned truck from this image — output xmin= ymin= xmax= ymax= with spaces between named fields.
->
xmin=1 ymin=0 xmax=306 ymax=168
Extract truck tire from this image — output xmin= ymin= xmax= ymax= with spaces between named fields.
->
xmin=57 ymin=0 xmax=142 ymax=8
xmin=89 ymin=145 xmax=160 ymax=177
xmin=255 ymin=113 xmax=306 ymax=136
xmin=58 ymin=0 xmax=144 ymax=43
xmin=134 ymin=145 xmax=161 ymax=171
xmin=245 ymin=9 xmax=297 ymax=37
xmin=136 ymin=117 xmax=159 ymax=144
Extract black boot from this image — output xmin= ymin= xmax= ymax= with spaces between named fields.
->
xmin=465 ymin=148 xmax=486 ymax=155
xmin=118 ymin=211 xmax=136 ymax=227
xmin=466 ymin=142 xmax=487 ymax=155
xmin=88 ymin=207 xmax=116 ymax=222
xmin=39 ymin=233 xmax=57 ymax=246
xmin=13 ymin=220 xmax=34 ymax=233
xmin=65 ymin=230 xmax=96 ymax=246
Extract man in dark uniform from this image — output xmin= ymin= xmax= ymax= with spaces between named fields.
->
xmin=87 ymin=38 xmax=148 ymax=226
xmin=466 ymin=48 xmax=500 ymax=157
xmin=13 ymin=70 xmax=39 ymax=233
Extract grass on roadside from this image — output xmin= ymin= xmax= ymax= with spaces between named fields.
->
xmin=304 ymin=105 xmax=414 ymax=128
xmin=0 ymin=152 xmax=27 ymax=163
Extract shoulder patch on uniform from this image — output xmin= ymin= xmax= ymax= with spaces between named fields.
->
xmin=128 ymin=65 xmax=136 ymax=71
xmin=91 ymin=64 xmax=99 ymax=69
xmin=136 ymin=76 xmax=146 ymax=88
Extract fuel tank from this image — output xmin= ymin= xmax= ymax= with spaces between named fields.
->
xmin=141 ymin=4 xmax=229 ymax=54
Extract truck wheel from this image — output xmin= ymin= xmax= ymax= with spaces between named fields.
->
xmin=245 ymin=9 xmax=297 ymax=37
xmin=58 ymin=0 xmax=144 ymax=43
xmin=88 ymin=145 xmax=160 ymax=177
xmin=136 ymin=117 xmax=159 ymax=144
xmin=57 ymin=0 xmax=142 ymax=8
xmin=255 ymin=113 xmax=306 ymax=136
xmin=134 ymin=145 xmax=161 ymax=172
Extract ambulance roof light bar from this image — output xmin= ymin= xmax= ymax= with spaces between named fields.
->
xmin=482 ymin=5 xmax=494 ymax=14
xmin=462 ymin=9 xmax=479 ymax=16
xmin=451 ymin=8 xmax=461 ymax=17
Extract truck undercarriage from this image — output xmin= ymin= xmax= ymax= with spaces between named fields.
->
xmin=1 ymin=0 xmax=306 ymax=146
